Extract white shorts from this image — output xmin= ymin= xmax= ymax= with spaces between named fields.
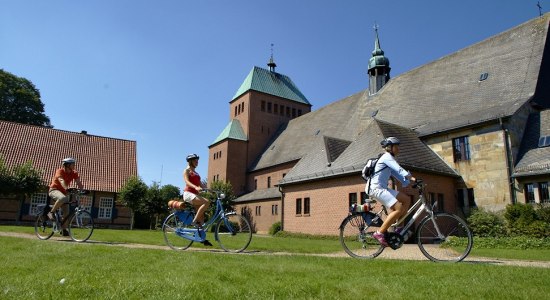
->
xmin=183 ymin=191 xmax=197 ymax=203
xmin=366 ymin=185 xmax=398 ymax=208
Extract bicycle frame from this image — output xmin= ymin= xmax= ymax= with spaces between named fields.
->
xmin=174 ymin=194 xmax=236 ymax=242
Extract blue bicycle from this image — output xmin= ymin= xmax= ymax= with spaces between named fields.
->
xmin=162 ymin=189 xmax=252 ymax=253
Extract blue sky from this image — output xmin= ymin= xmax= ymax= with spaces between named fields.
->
xmin=1 ymin=1 xmax=547 ymax=190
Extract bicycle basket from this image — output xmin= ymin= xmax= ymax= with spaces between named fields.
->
xmin=175 ymin=210 xmax=194 ymax=225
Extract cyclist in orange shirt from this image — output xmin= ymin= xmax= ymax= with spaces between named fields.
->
xmin=48 ymin=158 xmax=83 ymax=236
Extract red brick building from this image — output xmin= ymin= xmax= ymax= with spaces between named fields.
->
xmin=209 ymin=15 xmax=550 ymax=234
xmin=0 ymin=121 xmax=137 ymax=228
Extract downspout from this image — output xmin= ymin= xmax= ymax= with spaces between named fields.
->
xmin=278 ymin=185 xmax=284 ymax=231
xmin=500 ymin=118 xmax=517 ymax=204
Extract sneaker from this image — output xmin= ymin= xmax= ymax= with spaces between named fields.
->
xmin=372 ymin=232 xmax=389 ymax=247
xmin=47 ymin=212 xmax=55 ymax=221
xmin=202 ymin=240 xmax=213 ymax=246
xmin=62 ymin=229 xmax=70 ymax=237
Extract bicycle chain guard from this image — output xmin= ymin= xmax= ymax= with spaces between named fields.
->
xmin=386 ymin=232 xmax=404 ymax=250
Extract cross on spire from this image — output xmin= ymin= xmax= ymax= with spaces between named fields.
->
xmin=538 ymin=1 xmax=543 ymax=17
xmin=267 ymin=43 xmax=277 ymax=72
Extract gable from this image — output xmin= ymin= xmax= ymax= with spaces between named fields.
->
xmin=0 ymin=120 xmax=137 ymax=192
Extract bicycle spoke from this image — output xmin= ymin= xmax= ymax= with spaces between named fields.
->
xmin=162 ymin=213 xmax=194 ymax=250
xmin=215 ymin=214 xmax=252 ymax=252
xmin=340 ymin=214 xmax=384 ymax=259
xmin=417 ymin=213 xmax=473 ymax=262
xmin=68 ymin=210 xmax=94 ymax=242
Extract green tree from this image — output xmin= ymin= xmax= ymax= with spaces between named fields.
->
xmin=143 ymin=183 xmax=181 ymax=229
xmin=204 ymin=181 xmax=236 ymax=212
xmin=118 ymin=176 xmax=147 ymax=230
xmin=0 ymin=155 xmax=43 ymax=224
xmin=0 ymin=69 xmax=51 ymax=127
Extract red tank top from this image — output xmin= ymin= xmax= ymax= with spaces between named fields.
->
xmin=184 ymin=170 xmax=201 ymax=194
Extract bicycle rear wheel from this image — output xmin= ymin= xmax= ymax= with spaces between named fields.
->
xmin=339 ymin=214 xmax=384 ymax=259
xmin=417 ymin=213 xmax=473 ymax=262
xmin=35 ymin=215 xmax=55 ymax=240
xmin=68 ymin=210 xmax=94 ymax=242
xmin=215 ymin=214 xmax=252 ymax=252
xmin=163 ymin=213 xmax=194 ymax=250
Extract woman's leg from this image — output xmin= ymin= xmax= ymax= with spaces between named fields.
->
xmin=191 ymin=196 xmax=210 ymax=224
xmin=379 ymin=193 xmax=410 ymax=233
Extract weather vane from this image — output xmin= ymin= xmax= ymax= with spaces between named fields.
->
xmin=538 ymin=1 xmax=543 ymax=17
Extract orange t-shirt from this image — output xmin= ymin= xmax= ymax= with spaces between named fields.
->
xmin=49 ymin=168 xmax=80 ymax=195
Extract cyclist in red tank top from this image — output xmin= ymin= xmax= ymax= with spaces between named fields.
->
xmin=181 ymin=153 xmax=212 ymax=246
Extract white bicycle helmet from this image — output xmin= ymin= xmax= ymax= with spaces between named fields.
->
xmin=62 ymin=157 xmax=76 ymax=165
xmin=186 ymin=154 xmax=199 ymax=162
xmin=381 ymin=137 xmax=401 ymax=147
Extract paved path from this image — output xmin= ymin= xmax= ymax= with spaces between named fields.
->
xmin=2 ymin=231 xmax=550 ymax=268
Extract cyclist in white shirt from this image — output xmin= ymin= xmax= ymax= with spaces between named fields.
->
xmin=367 ymin=137 xmax=415 ymax=247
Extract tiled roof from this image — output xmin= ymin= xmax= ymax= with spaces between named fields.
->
xmin=232 ymin=66 xmax=310 ymax=105
xmin=513 ymin=109 xmax=550 ymax=177
xmin=279 ymin=119 xmax=458 ymax=185
xmin=363 ymin=15 xmax=550 ymax=136
xmin=211 ymin=119 xmax=247 ymax=146
xmin=234 ymin=187 xmax=280 ymax=203
xmin=0 ymin=120 xmax=137 ymax=193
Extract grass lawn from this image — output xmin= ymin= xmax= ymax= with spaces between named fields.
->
xmin=2 ymin=225 xmax=550 ymax=299
xmin=2 ymin=234 xmax=550 ymax=299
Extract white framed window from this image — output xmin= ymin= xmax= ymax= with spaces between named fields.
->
xmin=98 ymin=197 xmax=114 ymax=219
xmin=78 ymin=195 xmax=93 ymax=213
xmin=29 ymin=193 xmax=48 ymax=215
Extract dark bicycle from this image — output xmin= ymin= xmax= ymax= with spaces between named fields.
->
xmin=34 ymin=188 xmax=94 ymax=242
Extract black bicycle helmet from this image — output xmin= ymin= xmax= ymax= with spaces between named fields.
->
xmin=186 ymin=154 xmax=199 ymax=162
xmin=381 ymin=137 xmax=401 ymax=147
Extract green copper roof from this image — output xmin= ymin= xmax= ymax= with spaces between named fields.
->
xmin=211 ymin=119 xmax=248 ymax=145
xmin=232 ymin=66 xmax=310 ymax=105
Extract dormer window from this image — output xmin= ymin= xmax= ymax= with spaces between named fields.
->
xmin=539 ymin=136 xmax=550 ymax=148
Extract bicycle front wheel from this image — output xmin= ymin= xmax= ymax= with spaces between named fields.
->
xmin=417 ymin=213 xmax=473 ymax=262
xmin=215 ymin=214 xmax=252 ymax=253
xmin=339 ymin=214 xmax=384 ymax=259
xmin=163 ymin=213 xmax=194 ymax=250
xmin=35 ymin=215 xmax=54 ymax=240
xmin=68 ymin=210 xmax=94 ymax=242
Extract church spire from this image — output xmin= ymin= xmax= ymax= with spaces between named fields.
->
xmin=368 ymin=24 xmax=391 ymax=95
xmin=267 ymin=43 xmax=277 ymax=72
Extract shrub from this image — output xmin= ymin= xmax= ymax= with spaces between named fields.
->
xmin=535 ymin=205 xmax=550 ymax=223
xmin=268 ymin=221 xmax=282 ymax=235
xmin=504 ymin=203 xmax=537 ymax=236
xmin=467 ymin=208 xmax=506 ymax=237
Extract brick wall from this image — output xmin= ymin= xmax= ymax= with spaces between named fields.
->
xmin=281 ymin=172 xmax=457 ymax=235
xmin=235 ymin=198 xmax=281 ymax=233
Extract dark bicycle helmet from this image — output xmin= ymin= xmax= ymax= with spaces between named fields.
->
xmin=62 ymin=157 xmax=76 ymax=165
xmin=381 ymin=137 xmax=401 ymax=147
xmin=186 ymin=154 xmax=199 ymax=162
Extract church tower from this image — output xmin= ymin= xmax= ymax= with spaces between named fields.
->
xmin=368 ymin=26 xmax=391 ymax=95
xmin=208 ymin=54 xmax=311 ymax=195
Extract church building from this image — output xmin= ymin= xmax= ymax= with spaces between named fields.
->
xmin=209 ymin=14 xmax=550 ymax=234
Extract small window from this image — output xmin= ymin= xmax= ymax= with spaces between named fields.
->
xmin=304 ymin=197 xmax=310 ymax=215
xmin=234 ymin=106 xmax=238 ymax=117
xmin=255 ymin=206 xmax=261 ymax=216
xmin=272 ymin=204 xmax=278 ymax=215
xmin=348 ymin=193 xmax=357 ymax=208
xmin=79 ymin=195 xmax=93 ymax=213
xmin=267 ymin=176 xmax=271 ymax=188
xmin=261 ymin=101 xmax=266 ymax=112
xmin=274 ymin=104 xmax=278 ymax=114
xmin=296 ymin=198 xmax=302 ymax=215
xmin=286 ymin=107 xmax=291 ymax=117
xmin=539 ymin=182 xmax=549 ymax=203
xmin=280 ymin=105 xmax=285 ymax=116
xmin=360 ymin=192 xmax=367 ymax=204
xmin=525 ymin=183 xmax=535 ymax=204
xmin=99 ymin=197 xmax=114 ymax=219
xmin=29 ymin=193 xmax=48 ymax=216
xmin=453 ymin=136 xmax=471 ymax=162
xmin=292 ymin=108 xmax=296 ymax=118
xmin=479 ymin=72 xmax=489 ymax=81
xmin=254 ymin=179 xmax=257 ymax=190
xmin=539 ymin=136 xmax=550 ymax=148
xmin=267 ymin=102 xmax=272 ymax=113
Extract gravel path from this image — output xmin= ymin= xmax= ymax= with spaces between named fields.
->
xmin=2 ymin=231 xmax=550 ymax=268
